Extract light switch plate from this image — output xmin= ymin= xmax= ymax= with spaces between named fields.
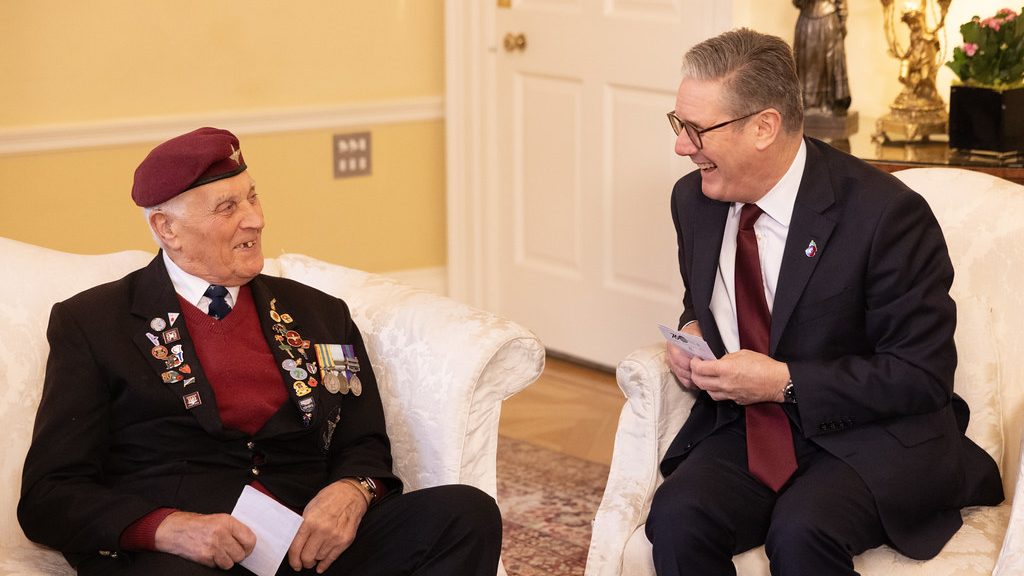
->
xmin=333 ymin=132 xmax=372 ymax=178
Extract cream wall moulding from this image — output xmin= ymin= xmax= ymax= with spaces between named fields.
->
xmin=0 ymin=97 xmax=444 ymax=156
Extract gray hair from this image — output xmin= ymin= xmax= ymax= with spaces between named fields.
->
xmin=142 ymin=195 xmax=186 ymax=248
xmin=681 ymin=28 xmax=804 ymax=134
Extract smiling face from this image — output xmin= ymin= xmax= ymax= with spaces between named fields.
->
xmin=151 ymin=171 xmax=265 ymax=286
xmin=673 ymin=76 xmax=769 ymax=204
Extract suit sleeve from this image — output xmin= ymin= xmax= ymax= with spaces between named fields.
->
xmin=19 ymin=302 xmax=161 ymax=555
xmin=789 ymin=188 xmax=958 ymax=434
xmin=671 ymin=183 xmax=698 ymax=330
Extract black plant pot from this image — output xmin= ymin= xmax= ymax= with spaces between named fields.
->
xmin=949 ymin=85 xmax=1024 ymax=154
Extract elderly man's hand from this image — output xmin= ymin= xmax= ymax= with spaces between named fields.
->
xmin=690 ymin=350 xmax=790 ymax=405
xmin=666 ymin=322 xmax=703 ymax=391
xmin=154 ymin=511 xmax=256 ymax=570
xmin=287 ymin=479 xmax=369 ymax=574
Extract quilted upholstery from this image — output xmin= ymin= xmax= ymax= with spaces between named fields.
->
xmin=586 ymin=168 xmax=1024 ymax=576
xmin=0 ymin=238 xmax=543 ymax=575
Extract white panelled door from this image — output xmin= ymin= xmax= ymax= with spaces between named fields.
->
xmin=448 ymin=1 xmax=731 ymax=367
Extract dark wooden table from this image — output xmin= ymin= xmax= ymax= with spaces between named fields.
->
xmin=819 ymin=117 xmax=1024 ymax=186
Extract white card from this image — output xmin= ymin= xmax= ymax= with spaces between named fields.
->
xmin=658 ymin=324 xmax=716 ymax=361
xmin=230 ymin=485 xmax=305 ymax=576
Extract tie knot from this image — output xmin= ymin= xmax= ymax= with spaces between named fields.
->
xmin=739 ymin=203 xmax=763 ymax=231
xmin=205 ymin=285 xmax=228 ymax=299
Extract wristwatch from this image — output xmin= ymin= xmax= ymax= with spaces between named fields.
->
xmin=355 ymin=476 xmax=378 ymax=502
xmin=782 ymin=379 xmax=798 ymax=404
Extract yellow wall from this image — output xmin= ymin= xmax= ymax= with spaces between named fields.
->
xmin=0 ymin=1 xmax=445 ymax=272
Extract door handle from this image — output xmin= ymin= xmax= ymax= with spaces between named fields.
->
xmin=503 ymin=33 xmax=527 ymax=52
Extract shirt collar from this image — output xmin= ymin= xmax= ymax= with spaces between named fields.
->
xmin=737 ymin=138 xmax=806 ymax=227
xmin=162 ymin=251 xmax=241 ymax=308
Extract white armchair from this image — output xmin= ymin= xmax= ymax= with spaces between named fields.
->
xmin=0 ymin=238 xmax=544 ymax=575
xmin=586 ymin=168 xmax=1024 ymax=576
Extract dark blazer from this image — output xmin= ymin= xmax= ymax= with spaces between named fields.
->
xmin=661 ymin=138 xmax=1002 ymax=559
xmin=18 ymin=254 xmax=399 ymax=567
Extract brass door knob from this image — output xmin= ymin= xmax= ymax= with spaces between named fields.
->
xmin=503 ymin=33 xmax=527 ymax=52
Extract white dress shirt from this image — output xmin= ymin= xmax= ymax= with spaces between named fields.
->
xmin=709 ymin=139 xmax=807 ymax=354
xmin=162 ymin=251 xmax=240 ymax=314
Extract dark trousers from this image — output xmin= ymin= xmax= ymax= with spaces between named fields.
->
xmin=645 ymin=418 xmax=886 ymax=576
xmin=79 ymin=484 xmax=502 ymax=576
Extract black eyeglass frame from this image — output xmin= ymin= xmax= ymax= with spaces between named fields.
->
xmin=666 ymin=109 xmax=767 ymax=150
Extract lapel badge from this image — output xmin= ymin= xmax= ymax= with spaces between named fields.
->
xmin=308 ymin=376 xmax=318 ymax=387
xmin=145 ymin=332 xmax=160 ymax=346
xmin=183 ymin=391 xmax=202 ymax=409
xmin=281 ymin=313 xmax=293 ymax=323
xmin=168 ymin=312 xmax=179 ymax=326
xmin=293 ymin=380 xmax=312 ymax=397
xmin=805 ymin=240 xmax=818 ymax=258
xmin=151 ymin=345 xmax=169 ymax=360
xmin=290 ymin=367 xmax=309 ymax=380
xmin=162 ymin=328 xmax=180 ymax=344
xmin=179 ymin=364 xmax=192 ymax=374
xmin=164 ymin=355 xmax=182 ymax=370
xmin=162 ymin=370 xmax=183 ymax=384
xmin=183 ymin=377 xmax=196 ymax=388
xmin=150 ymin=317 xmax=167 ymax=331
xmin=298 ymin=397 xmax=315 ymax=413
xmin=270 ymin=310 xmax=282 ymax=322
xmin=282 ymin=358 xmax=297 ymax=371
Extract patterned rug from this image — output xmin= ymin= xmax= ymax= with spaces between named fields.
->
xmin=497 ymin=436 xmax=611 ymax=576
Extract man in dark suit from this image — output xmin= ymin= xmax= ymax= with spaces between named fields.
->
xmin=645 ymin=29 xmax=1002 ymax=576
xmin=18 ymin=128 xmax=501 ymax=576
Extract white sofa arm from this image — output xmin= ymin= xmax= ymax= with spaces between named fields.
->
xmin=275 ymin=254 xmax=545 ymax=496
xmin=995 ymin=431 xmax=1024 ymax=575
xmin=586 ymin=344 xmax=696 ymax=576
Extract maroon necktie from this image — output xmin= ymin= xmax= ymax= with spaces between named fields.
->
xmin=735 ymin=203 xmax=797 ymax=492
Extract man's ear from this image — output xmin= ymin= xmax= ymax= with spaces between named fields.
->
xmin=149 ymin=211 xmax=179 ymax=250
xmin=753 ymin=108 xmax=784 ymax=151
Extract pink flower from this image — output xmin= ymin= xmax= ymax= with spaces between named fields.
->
xmin=963 ymin=42 xmax=979 ymax=57
xmin=997 ymin=8 xmax=1018 ymax=19
xmin=982 ymin=17 xmax=1002 ymax=31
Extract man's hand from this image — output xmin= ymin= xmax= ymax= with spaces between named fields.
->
xmin=154 ymin=511 xmax=256 ymax=570
xmin=666 ymin=322 xmax=703 ymax=391
xmin=287 ymin=479 xmax=368 ymax=574
xmin=690 ymin=350 xmax=789 ymax=405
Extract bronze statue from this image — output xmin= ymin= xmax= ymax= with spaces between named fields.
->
xmin=793 ymin=0 xmax=851 ymax=115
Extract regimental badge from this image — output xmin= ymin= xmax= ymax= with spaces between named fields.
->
xmin=162 ymin=328 xmax=180 ymax=344
xmin=183 ymin=391 xmax=202 ymax=409
xmin=294 ymin=380 xmax=312 ymax=397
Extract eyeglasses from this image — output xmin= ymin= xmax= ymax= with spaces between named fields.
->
xmin=666 ymin=109 xmax=765 ymax=150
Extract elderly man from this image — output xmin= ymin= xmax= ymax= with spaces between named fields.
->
xmin=18 ymin=128 xmax=501 ymax=576
xmin=646 ymin=29 xmax=1002 ymax=575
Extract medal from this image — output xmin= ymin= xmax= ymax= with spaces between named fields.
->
xmin=349 ymin=374 xmax=362 ymax=396
xmin=324 ymin=370 xmax=342 ymax=394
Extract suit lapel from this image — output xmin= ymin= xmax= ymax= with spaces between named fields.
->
xmin=130 ymin=253 xmax=224 ymax=436
xmin=249 ymin=278 xmax=322 ymax=431
xmin=770 ymin=139 xmax=837 ymax=353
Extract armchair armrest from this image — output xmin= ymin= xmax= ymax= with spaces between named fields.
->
xmin=995 ymin=429 xmax=1024 ymax=575
xmin=586 ymin=344 xmax=696 ymax=576
xmin=275 ymin=254 xmax=544 ymax=496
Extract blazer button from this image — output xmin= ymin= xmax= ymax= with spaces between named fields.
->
xmin=246 ymin=441 xmax=255 ymax=450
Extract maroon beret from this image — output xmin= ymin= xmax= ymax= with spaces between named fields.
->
xmin=131 ymin=127 xmax=247 ymax=207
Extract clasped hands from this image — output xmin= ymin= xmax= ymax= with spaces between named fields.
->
xmin=666 ymin=324 xmax=789 ymax=405
xmin=154 ymin=478 xmax=369 ymax=574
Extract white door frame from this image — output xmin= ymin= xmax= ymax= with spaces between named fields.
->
xmin=445 ymin=0 xmax=498 ymax=310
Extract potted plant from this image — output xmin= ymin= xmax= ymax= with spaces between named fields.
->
xmin=945 ymin=7 xmax=1024 ymax=157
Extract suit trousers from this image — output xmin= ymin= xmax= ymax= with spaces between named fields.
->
xmin=646 ymin=416 xmax=886 ymax=576
xmin=77 ymin=484 xmax=502 ymax=576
